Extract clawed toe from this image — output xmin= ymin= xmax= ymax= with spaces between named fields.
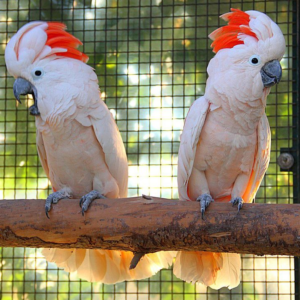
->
xmin=80 ymin=190 xmax=106 ymax=216
xmin=45 ymin=206 xmax=50 ymax=219
xmin=196 ymin=193 xmax=214 ymax=220
xmin=230 ymin=197 xmax=244 ymax=212
xmin=45 ymin=190 xmax=70 ymax=219
xmin=79 ymin=197 xmax=84 ymax=208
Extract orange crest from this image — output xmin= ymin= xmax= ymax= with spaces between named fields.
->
xmin=45 ymin=22 xmax=89 ymax=63
xmin=209 ymin=8 xmax=258 ymax=53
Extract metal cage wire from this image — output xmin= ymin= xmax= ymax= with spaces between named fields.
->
xmin=0 ymin=0 xmax=297 ymax=299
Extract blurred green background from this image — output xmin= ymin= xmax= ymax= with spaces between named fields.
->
xmin=0 ymin=0 xmax=295 ymax=299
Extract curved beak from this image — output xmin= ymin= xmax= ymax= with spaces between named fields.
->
xmin=13 ymin=78 xmax=40 ymax=116
xmin=260 ymin=60 xmax=282 ymax=88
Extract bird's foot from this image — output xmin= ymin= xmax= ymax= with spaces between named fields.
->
xmin=45 ymin=190 xmax=70 ymax=219
xmin=229 ymin=197 xmax=244 ymax=212
xmin=196 ymin=193 xmax=214 ymax=220
xmin=79 ymin=190 xmax=106 ymax=216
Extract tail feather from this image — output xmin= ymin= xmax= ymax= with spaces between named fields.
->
xmin=74 ymin=250 xmax=121 ymax=283
xmin=124 ymin=251 xmax=176 ymax=281
xmin=173 ymin=251 xmax=240 ymax=289
xmin=209 ymin=253 xmax=241 ymax=289
xmin=42 ymin=248 xmax=175 ymax=284
xmin=42 ymin=248 xmax=85 ymax=273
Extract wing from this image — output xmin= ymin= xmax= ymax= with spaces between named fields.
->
xmin=89 ymin=103 xmax=128 ymax=198
xmin=177 ymin=96 xmax=210 ymax=201
xmin=36 ymin=129 xmax=50 ymax=180
xmin=71 ymin=65 xmax=128 ymax=198
xmin=242 ymin=113 xmax=271 ymax=203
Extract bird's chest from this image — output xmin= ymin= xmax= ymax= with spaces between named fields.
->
xmin=37 ymin=121 xmax=104 ymax=191
xmin=194 ymin=113 xmax=257 ymax=175
xmin=42 ymin=121 xmax=94 ymax=157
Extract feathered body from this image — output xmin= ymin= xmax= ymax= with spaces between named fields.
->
xmin=175 ymin=9 xmax=285 ymax=289
xmin=5 ymin=22 xmax=174 ymax=283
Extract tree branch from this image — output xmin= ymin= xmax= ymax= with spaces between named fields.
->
xmin=0 ymin=197 xmax=300 ymax=256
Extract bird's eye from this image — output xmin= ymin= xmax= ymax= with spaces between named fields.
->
xmin=249 ymin=55 xmax=261 ymax=66
xmin=32 ymin=68 xmax=44 ymax=79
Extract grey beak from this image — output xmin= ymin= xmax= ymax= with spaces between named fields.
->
xmin=13 ymin=77 xmax=40 ymax=116
xmin=260 ymin=60 xmax=282 ymax=88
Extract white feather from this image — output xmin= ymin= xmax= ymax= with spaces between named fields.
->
xmin=177 ymin=96 xmax=210 ymax=202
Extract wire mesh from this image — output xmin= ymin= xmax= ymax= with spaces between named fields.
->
xmin=0 ymin=0 xmax=296 ymax=299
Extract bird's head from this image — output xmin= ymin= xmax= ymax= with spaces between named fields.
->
xmin=207 ymin=9 xmax=286 ymax=100
xmin=5 ymin=22 xmax=89 ymax=117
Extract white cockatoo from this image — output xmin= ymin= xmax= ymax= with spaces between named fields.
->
xmin=5 ymin=21 xmax=174 ymax=284
xmin=174 ymin=9 xmax=285 ymax=289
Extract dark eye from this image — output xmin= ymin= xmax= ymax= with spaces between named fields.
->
xmin=249 ymin=55 xmax=261 ymax=66
xmin=32 ymin=68 xmax=44 ymax=79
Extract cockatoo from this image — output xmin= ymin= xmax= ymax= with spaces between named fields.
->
xmin=174 ymin=9 xmax=285 ymax=289
xmin=5 ymin=22 xmax=174 ymax=283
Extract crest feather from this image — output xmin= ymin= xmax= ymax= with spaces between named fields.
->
xmin=45 ymin=22 xmax=89 ymax=63
xmin=209 ymin=8 xmax=258 ymax=53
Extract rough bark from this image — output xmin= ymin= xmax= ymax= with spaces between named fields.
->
xmin=0 ymin=197 xmax=300 ymax=256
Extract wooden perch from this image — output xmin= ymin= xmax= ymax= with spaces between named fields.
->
xmin=0 ymin=196 xmax=300 ymax=256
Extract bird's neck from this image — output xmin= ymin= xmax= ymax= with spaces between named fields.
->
xmin=207 ymin=89 xmax=268 ymax=135
xmin=35 ymin=115 xmax=74 ymax=140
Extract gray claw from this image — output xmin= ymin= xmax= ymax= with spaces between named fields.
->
xmin=45 ymin=207 xmax=50 ymax=219
xmin=196 ymin=193 xmax=214 ymax=220
xmin=80 ymin=190 xmax=106 ymax=216
xmin=230 ymin=197 xmax=244 ymax=212
xmin=238 ymin=202 xmax=243 ymax=212
xmin=45 ymin=190 xmax=69 ymax=218
xmin=79 ymin=197 xmax=84 ymax=208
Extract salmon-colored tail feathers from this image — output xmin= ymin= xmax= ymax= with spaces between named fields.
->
xmin=173 ymin=251 xmax=241 ymax=289
xmin=42 ymin=248 xmax=175 ymax=284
